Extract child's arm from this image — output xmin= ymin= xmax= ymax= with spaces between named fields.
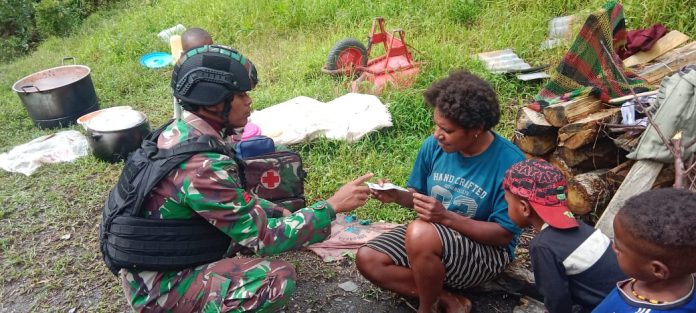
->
xmin=531 ymin=245 xmax=574 ymax=313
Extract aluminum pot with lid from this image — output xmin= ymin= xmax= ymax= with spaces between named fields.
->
xmin=12 ymin=57 xmax=99 ymax=128
xmin=79 ymin=107 xmax=151 ymax=163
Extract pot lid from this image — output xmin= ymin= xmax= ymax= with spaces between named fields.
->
xmin=84 ymin=108 xmax=147 ymax=132
xmin=140 ymin=52 xmax=173 ymax=69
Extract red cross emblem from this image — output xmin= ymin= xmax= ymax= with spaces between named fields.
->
xmin=260 ymin=170 xmax=281 ymax=189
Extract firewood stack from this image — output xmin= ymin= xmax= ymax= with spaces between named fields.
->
xmin=512 ymin=39 xmax=696 ymax=222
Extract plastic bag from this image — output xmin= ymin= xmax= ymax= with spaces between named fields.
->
xmin=0 ymin=130 xmax=89 ymax=176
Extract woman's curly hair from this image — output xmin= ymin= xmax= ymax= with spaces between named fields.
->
xmin=423 ymin=70 xmax=500 ymax=130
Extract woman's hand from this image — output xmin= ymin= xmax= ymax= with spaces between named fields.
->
xmin=327 ymin=173 xmax=374 ymax=213
xmin=369 ymin=178 xmax=399 ymax=203
xmin=412 ymin=193 xmax=450 ymax=224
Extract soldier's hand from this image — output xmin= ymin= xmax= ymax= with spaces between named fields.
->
xmin=327 ymin=173 xmax=374 ymax=213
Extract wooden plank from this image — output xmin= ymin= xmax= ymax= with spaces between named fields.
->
xmin=595 ymin=160 xmax=663 ymax=239
xmin=623 ymin=30 xmax=690 ymax=68
xmin=542 ymin=96 xmax=603 ymax=127
xmin=558 ymin=108 xmax=621 ymax=149
xmin=639 ymin=41 xmax=696 ymax=83
xmin=516 ymin=107 xmax=556 ymax=136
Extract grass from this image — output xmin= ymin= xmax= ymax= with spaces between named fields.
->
xmin=0 ymin=0 xmax=694 ymax=311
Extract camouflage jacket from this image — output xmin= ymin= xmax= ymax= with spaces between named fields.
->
xmin=140 ymin=111 xmax=335 ymax=256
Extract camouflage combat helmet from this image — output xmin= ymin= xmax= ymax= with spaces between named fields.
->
xmin=172 ymin=45 xmax=258 ymax=106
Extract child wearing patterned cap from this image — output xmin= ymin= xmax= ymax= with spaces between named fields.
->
xmin=503 ymin=159 xmax=626 ymax=313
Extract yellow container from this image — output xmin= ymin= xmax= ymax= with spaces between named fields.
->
xmin=170 ymin=35 xmax=183 ymax=64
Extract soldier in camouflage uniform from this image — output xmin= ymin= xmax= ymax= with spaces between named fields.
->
xmin=119 ymin=45 xmax=372 ymax=312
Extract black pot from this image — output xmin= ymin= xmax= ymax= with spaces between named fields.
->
xmin=84 ymin=112 xmax=151 ymax=163
xmin=12 ymin=57 xmax=99 ymax=128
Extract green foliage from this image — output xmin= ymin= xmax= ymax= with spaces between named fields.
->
xmin=0 ymin=0 xmax=115 ymax=62
xmin=0 ymin=0 xmax=35 ymax=61
xmin=34 ymin=0 xmax=85 ymax=37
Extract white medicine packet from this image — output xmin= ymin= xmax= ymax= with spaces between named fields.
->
xmin=366 ymin=182 xmax=409 ymax=192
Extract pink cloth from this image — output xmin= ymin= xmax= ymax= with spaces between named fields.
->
xmin=241 ymin=122 xmax=262 ymax=141
xmin=306 ymin=214 xmax=401 ymax=262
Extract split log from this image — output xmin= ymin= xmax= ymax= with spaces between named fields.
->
xmin=623 ymin=30 xmax=690 ymax=68
xmin=613 ymin=132 xmax=642 ymax=152
xmin=556 ymin=139 xmax=626 ymax=170
xmin=567 ymin=169 xmax=613 ymax=216
xmin=595 ymin=160 xmax=663 ymax=239
xmin=513 ymin=133 xmax=557 ymax=156
xmin=637 ymin=41 xmax=696 ymax=84
xmin=549 ymin=152 xmax=581 ymax=180
xmin=558 ymin=108 xmax=621 ymax=149
xmin=542 ymin=96 xmax=603 ymax=127
xmin=516 ymin=107 xmax=556 ymax=136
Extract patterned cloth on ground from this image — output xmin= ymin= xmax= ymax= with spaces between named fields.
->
xmin=306 ymin=214 xmax=401 ymax=262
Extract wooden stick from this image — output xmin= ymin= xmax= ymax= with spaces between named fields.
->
xmin=673 ymin=132 xmax=686 ymax=189
xmin=608 ymin=90 xmax=659 ymax=104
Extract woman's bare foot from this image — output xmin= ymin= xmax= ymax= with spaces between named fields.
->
xmin=417 ymin=299 xmax=441 ymax=313
xmin=438 ymin=291 xmax=472 ymax=313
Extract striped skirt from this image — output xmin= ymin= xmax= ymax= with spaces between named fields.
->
xmin=363 ymin=223 xmax=510 ymax=290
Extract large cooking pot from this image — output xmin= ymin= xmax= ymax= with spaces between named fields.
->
xmin=12 ymin=57 xmax=99 ymax=128
xmin=78 ymin=107 xmax=151 ymax=163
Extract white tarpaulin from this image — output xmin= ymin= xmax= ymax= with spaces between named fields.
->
xmin=250 ymin=93 xmax=393 ymax=145
xmin=0 ymin=130 xmax=89 ymax=176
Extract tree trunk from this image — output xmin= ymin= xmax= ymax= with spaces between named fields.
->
xmin=567 ymin=169 xmax=613 ymax=216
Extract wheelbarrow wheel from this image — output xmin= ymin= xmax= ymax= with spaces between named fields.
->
xmin=325 ymin=38 xmax=368 ymax=77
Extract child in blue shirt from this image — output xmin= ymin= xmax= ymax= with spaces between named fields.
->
xmin=593 ymin=188 xmax=696 ymax=312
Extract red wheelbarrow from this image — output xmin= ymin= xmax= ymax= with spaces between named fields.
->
xmin=322 ymin=17 xmax=422 ymax=94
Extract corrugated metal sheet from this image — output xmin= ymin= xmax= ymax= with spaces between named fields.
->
xmin=477 ymin=48 xmax=531 ymax=74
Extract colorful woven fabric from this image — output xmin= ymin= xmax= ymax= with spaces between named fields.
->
xmin=529 ymin=1 xmax=649 ymax=111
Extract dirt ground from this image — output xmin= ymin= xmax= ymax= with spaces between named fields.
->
xmin=282 ymin=250 xmax=520 ymax=313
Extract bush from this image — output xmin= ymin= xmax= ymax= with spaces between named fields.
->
xmin=34 ymin=0 xmax=85 ymax=37
xmin=0 ymin=0 xmax=35 ymax=61
xmin=0 ymin=0 xmax=113 ymax=62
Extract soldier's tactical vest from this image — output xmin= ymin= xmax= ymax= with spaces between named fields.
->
xmin=100 ymin=121 xmax=306 ymax=274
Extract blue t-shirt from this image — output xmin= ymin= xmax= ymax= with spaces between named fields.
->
xmin=592 ymin=277 xmax=696 ymax=312
xmin=406 ymin=133 xmax=524 ymax=257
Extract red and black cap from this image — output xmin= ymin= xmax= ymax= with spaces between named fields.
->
xmin=503 ymin=159 xmax=578 ymax=229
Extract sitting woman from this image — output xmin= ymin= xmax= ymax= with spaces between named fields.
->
xmin=356 ymin=70 xmax=524 ymax=313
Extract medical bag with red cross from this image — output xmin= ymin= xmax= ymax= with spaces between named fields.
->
xmin=238 ymin=151 xmax=307 ymax=212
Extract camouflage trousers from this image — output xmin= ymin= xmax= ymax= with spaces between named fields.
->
xmin=120 ymin=258 xmax=296 ymax=313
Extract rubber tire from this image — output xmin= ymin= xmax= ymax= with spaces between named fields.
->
xmin=325 ymin=38 xmax=368 ymax=76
